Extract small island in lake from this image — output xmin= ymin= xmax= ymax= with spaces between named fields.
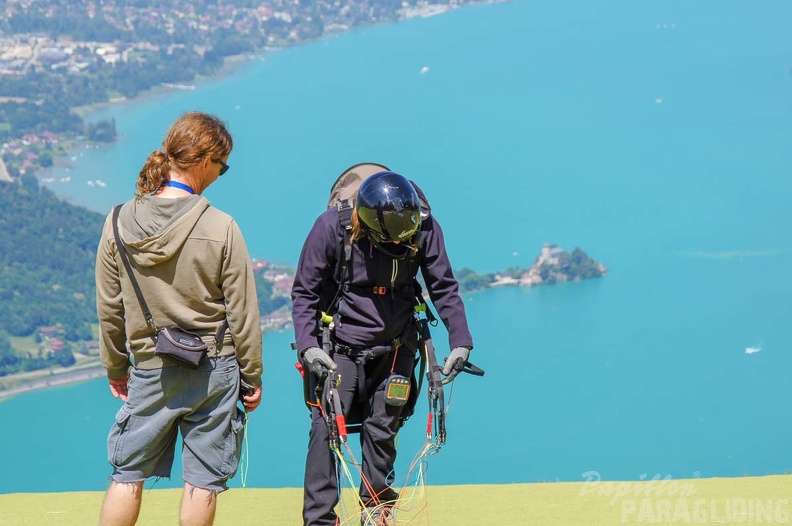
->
xmin=455 ymin=244 xmax=607 ymax=293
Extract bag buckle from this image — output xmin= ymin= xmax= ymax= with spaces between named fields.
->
xmin=373 ymin=286 xmax=387 ymax=295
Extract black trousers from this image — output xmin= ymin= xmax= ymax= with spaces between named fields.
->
xmin=303 ymin=348 xmax=416 ymax=526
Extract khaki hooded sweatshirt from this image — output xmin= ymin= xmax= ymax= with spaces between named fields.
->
xmin=95 ymin=195 xmax=263 ymax=387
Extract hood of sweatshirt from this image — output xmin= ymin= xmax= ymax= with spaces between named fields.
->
xmin=117 ymin=194 xmax=210 ymax=268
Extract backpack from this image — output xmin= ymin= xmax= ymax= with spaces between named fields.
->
xmin=327 ymin=162 xmax=431 ymax=221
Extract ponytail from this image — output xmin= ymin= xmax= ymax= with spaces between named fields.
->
xmin=135 ymin=150 xmax=169 ymax=198
xmin=350 ymin=209 xmax=365 ymax=243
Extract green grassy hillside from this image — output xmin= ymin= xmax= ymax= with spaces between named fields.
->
xmin=1 ymin=475 xmax=789 ymax=525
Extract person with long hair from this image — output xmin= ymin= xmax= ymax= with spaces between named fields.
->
xmin=95 ymin=112 xmax=263 ymax=526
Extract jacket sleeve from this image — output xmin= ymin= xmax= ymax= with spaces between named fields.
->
xmin=419 ymin=216 xmax=474 ymax=351
xmin=95 ymin=214 xmax=133 ymax=379
xmin=291 ymin=213 xmax=338 ymax=353
xmin=220 ymin=220 xmax=263 ymax=387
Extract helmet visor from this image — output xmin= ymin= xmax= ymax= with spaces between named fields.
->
xmin=357 ymin=207 xmax=420 ymax=243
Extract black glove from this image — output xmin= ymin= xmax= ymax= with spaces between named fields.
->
xmin=302 ymin=346 xmax=337 ymax=378
xmin=441 ymin=347 xmax=470 ymax=384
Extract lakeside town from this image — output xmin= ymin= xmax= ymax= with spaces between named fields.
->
xmin=0 ymin=0 xmax=516 ymax=400
xmin=0 ymin=0 xmax=506 ymax=179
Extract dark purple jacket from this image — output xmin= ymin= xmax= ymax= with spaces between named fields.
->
xmin=291 ymin=206 xmax=474 ymax=353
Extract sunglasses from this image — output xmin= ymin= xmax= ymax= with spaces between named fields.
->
xmin=212 ymin=158 xmax=230 ymax=176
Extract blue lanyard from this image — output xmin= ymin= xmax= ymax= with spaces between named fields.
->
xmin=163 ymin=180 xmax=195 ymax=194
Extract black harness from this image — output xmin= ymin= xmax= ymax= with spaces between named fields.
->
xmin=296 ymin=199 xmax=435 ymax=431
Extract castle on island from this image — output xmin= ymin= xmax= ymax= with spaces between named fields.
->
xmin=492 ymin=243 xmax=607 ymax=287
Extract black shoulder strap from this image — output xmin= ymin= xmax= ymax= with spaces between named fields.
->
xmin=215 ymin=321 xmax=229 ymax=345
xmin=112 ymin=205 xmax=157 ymax=332
xmin=326 ymin=201 xmax=354 ymax=315
xmin=111 ymin=205 xmax=228 ymax=343
xmin=338 ymin=200 xmax=354 ymax=277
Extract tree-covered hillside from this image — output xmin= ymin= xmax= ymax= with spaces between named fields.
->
xmin=0 ymin=176 xmax=292 ymax=366
xmin=0 ymin=176 xmax=102 ymax=337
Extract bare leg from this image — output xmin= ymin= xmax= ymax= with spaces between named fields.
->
xmin=179 ymin=483 xmax=217 ymax=526
xmin=99 ymin=481 xmax=144 ymax=526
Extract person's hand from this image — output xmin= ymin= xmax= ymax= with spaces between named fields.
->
xmin=109 ymin=376 xmax=129 ymax=402
xmin=302 ymin=346 xmax=337 ymax=378
xmin=441 ymin=347 xmax=470 ymax=384
xmin=242 ymin=386 xmax=262 ymax=413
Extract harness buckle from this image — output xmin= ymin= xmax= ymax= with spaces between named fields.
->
xmin=373 ymin=286 xmax=387 ymax=295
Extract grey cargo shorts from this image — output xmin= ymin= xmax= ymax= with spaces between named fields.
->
xmin=107 ymin=355 xmax=245 ymax=492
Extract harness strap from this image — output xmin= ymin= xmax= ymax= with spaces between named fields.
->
xmin=329 ymin=320 xmax=419 ymax=425
xmin=333 ymin=342 xmax=396 ymax=357
xmin=344 ymin=283 xmax=414 ymax=296
xmin=332 ymin=341 xmax=397 ymax=407
xmin=326 ymin=202 xmax=354 ymax=315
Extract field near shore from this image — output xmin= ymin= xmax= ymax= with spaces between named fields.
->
xmin=0 ymin=360 xmax=104 ymax=401
xmin=1 ymin=475 xmax=789 ymax=525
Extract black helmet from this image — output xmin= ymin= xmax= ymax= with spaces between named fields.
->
xmin=356 ymin=171 xmax=422 ymax=254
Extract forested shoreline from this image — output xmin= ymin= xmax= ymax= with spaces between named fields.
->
xmin=0 ymin=176 xmax=292 ymax=378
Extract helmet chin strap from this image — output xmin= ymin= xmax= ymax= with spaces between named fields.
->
xmin=367 ymin=235 xmax=417 ymax=260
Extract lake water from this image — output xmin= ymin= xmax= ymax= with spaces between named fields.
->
xmin=2 ymin=0 xmax=792 ymax=494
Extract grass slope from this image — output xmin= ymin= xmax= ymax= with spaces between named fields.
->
xmin=0 ymin=475 xmax=789 ymax=525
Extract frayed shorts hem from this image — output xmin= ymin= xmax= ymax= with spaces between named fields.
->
xmin=183 ymin=476 xmax=230 ymax=494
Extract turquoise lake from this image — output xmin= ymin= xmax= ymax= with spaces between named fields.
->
xmin=1 ymin=0 xmax=791 ymax=494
